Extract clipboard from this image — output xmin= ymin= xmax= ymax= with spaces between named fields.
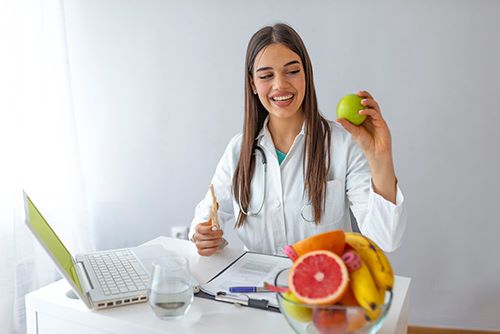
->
xmin=196 ymin=289 xmax=279 ymax=312
xmin=194 ymin=251 xmax=292 ymax=313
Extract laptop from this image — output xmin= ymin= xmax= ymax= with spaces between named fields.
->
xmin=23 ymin=191 xmax=171 ymax=310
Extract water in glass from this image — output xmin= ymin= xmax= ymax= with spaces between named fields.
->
xmin=148 ymin=255 xmax=194 ymax=320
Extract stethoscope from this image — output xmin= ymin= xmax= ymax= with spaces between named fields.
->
xmin=237 ymin=144 xmax=315 ymax=223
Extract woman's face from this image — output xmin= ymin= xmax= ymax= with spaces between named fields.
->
xmin=251 ymin=43 xmax=306 ymax=120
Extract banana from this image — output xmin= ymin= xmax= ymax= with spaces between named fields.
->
xmin=345 ymin=232 xmax=394 ymax=291
xmin=349 ymin=255 xmax=384 ymax=321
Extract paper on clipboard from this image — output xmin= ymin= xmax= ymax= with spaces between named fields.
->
xmin=199 ymin=252 xmax=292 ymax=308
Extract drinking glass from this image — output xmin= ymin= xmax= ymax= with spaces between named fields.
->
xmin=147 ymin=255 xmax=194 ymax=320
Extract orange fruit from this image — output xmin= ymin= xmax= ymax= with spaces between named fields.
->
xmin=338 ymin=284 xmax=359 ymax=307
xmin=312 ymin=308 xmax=348 ymax=334
xmin=284 ymin=230 xmax=346 ymax=261
xmin=337 ymin=285 xmax=367 ymax=332
xmin=346 ymin=308 xmax=367 ymax=333
xmin=288 ymin=250 xmax=349 ymax=305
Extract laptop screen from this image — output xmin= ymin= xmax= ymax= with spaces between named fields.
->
xmin=25 ymin=195 xmax=83 ymax=292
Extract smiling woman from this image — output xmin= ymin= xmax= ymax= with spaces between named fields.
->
xmin=238 ymin=24 xmax=331 ymax=229
xmin=188 ymin=23 xmax=407 ymax=257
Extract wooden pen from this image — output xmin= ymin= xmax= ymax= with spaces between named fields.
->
xmin=209 ymin=184 xmax=220 ymax=231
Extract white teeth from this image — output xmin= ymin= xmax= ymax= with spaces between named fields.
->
xmin=272 ymin=94 xmax=293 ymax=101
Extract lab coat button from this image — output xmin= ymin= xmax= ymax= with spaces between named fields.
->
xmin=273 ymin=200 xmax=281 ymax=208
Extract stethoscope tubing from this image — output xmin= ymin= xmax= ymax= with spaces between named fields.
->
xmin=238 ymin=146 xmax=266 ymax=216
xmin=237 ymin=144 xmax=314 ymax=222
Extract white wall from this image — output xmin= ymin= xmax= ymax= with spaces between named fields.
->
xmin=63 ymin=0 xmax=500 ymax=330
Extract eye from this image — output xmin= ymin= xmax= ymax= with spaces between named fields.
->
xmin=258 ymin=73 xmax=273 ymax=80
xmin=288 ymin=69 xmax=300 ymax=75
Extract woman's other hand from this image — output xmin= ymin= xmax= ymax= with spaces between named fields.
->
xmin=193 ymin=220 xmax=225 ymax=256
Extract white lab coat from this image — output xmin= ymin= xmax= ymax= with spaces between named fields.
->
xmin=189 ymin=118 xmax=407 ymax=255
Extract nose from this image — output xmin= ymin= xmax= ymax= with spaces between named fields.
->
xmin=273 ymin=73 xmax=289 ymax=90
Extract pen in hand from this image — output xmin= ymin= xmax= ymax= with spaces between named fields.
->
xmin=209 ymin=184 xmax=220 ymax=231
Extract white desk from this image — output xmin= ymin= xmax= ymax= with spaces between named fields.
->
xmin=25 ymin=237 xmax=411 ymax=334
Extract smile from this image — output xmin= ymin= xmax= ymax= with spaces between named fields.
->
xmin=271 ymin=94 xmax=294 ymax=101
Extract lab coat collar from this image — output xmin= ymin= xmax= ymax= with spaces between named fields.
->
xmin=256 ymin=116 xmax=306 ymax=148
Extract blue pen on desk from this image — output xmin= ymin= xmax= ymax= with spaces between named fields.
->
xmin=229 ymin=286 xmax=271 ymax=293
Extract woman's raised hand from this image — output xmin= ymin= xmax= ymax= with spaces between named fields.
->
xmin=337 ymin=90 xmax=397 ymax=203
xmin=336 ymin=90 xmax=392 ymax=160
xmin=193 ymin=220 xmax=225 ymax=256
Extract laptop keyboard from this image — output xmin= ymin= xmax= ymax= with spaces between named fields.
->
xmin=87 ymin=250 xmax=149 ymax=296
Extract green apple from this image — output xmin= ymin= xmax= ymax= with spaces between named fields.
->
xmin=336 ymin=94 xmax=366 ymax=125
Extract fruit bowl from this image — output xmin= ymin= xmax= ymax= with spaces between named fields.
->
xmin=275 ymin=268 xmax=393 ymax=334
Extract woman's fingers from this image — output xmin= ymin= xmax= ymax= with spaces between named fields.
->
xmin=357 ymin=90 xmax=374 ymax=100
xmin=196 ymin=238 xmax=225 ymax=256
xmin=359 ymin=108 xmax=382 ymax=121
xmin=197 ymin=247 xmax=219 ymax=256
xmin=195 ymin=238 xmax=224 ymax=249
xmin=357 ymin=90 xmax=382 ymax=114
xmin=195 ymin=230 xmax=223 ymax=240
xmin=195 ymin=231 xmax=223 ymax=241
xmin=336 ymin=118 xmax=361 ymax=137
xmin=361 ymin=98 xmax=381 ymax=113
xmin=195 ymin=221 xmax=223 ymax=238
xmin=194 ymin=221 xmax=224 ymax=256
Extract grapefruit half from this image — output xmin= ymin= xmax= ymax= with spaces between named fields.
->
xmin=288 ymin=250 xmax=349 ymax=305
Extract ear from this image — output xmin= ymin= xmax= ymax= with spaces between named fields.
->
xmin=249 ymin=78 xmax=256 ymax=94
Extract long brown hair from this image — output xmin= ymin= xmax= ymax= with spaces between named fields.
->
xmin=233 ymin=23 xmax=331 ymax=227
